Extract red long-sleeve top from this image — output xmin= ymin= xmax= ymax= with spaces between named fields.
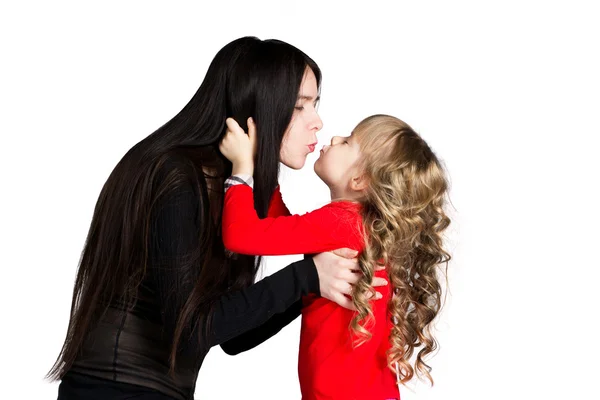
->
xmin=223 ymin=184 xmax=399 ymax=400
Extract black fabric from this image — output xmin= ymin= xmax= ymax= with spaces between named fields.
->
xmin=58 ymin=372 xmax=175 ymax=400
xmin=62 ymin=154 xmax=319 ymax=400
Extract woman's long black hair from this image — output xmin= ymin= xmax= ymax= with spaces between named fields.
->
xmin=47 ymin=36 xmax=321 ymax=379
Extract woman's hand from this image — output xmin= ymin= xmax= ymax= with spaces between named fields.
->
xmin=312 ymin=248 xmax=388 ymax=310
xmin=219 ymin=117 xmax=257 ymax=176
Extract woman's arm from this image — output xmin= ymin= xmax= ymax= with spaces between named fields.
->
xmin=219 ymin=300 xmax=302 ymax=355
xmin=207 ymin=257 xmax=316 ymax=347
xmin=149 ymin=178 xmax=365 ymax=355
xmin=217 ymin=247 xmax=370 ymax=353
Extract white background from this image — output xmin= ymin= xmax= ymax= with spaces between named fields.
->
xmin=1 ymin=1 xmax=599 ymax=399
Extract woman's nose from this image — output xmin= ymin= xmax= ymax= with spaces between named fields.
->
xmin=310 ymin=110 xmax=323 ymax=132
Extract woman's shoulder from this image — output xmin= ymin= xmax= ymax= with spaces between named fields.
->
xmin=153 ymin=149 xmax=217 ymax=186
xmin=149 ymin=151 xmax=206 ymax=203
xmin=155 ymin=150 xmax=197 ymax=174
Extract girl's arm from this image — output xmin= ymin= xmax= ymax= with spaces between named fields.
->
xmin=222 ymin=183 xmax=359 ymax=256
xmin=267 ymin=185 xmax=291 ymax=217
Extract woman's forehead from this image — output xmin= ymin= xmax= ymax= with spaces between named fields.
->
xmin=298 ymin=68 xmax=319 ymax=95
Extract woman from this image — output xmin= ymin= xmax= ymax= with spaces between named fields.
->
xmin=49 ymin=36 xmax=388 ymax=400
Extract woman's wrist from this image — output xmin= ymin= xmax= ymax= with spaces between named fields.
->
xmin=300 ymin=256 xmax=320 ymax=296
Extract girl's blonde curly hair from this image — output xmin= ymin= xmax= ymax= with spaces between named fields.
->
xmin=349 ymin=114 xmax=451 ymax=385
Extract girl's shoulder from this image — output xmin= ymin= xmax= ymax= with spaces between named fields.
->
xmin=313 ymin=201 xmax=363 ymax=243
xmin=320 ymin=200 xmax=362 ymax=216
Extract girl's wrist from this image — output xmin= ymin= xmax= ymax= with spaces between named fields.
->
xmin=232 ymin=160 xmax=254 ymax=176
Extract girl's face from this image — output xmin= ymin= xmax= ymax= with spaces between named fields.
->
xmin=279 ymin=68 xmax=323 ymax=169
xmin=314 ymin=132 xmax=364 ymax=196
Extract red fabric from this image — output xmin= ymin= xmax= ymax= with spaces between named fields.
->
xmin=267 ymin=186 xmax=291 ymax=218
xmin=223 ymin=185 xmax=399 ymax=399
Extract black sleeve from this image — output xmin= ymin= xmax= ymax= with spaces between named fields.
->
xmin=149 ymin=177 xmax=320 ymax=356
xmin=149 ymin=181 xmax=200 ymax=349
xmin=219 ymin=300 xmax=302 ymax=355
xmin=218 ymin=255 xmax=317 ymax=354
xmin=206 ymin=256 xmax=318 ymax=348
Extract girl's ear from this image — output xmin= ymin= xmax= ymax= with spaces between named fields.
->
xmin=350 ymin=173 xmax=369 ymax=192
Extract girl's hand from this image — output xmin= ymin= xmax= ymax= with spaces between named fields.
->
xmin=219 ymin=117 xmax=257 ymax=175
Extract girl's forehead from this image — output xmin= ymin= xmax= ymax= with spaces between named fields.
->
xmin=349 ymin=129 xmax=363 ymax=142
xmin=348 ymin=132 xmax=363 ymax=148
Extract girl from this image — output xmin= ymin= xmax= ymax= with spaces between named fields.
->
xmin=220 ymin=114 xmax=451 ymax=399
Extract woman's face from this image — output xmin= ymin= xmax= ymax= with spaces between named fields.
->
xmin=279 ymin=68 xmax=323 ymax=169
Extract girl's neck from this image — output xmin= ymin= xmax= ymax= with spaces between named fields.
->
xmin=329 ymin=188 xmax=364 ymax=203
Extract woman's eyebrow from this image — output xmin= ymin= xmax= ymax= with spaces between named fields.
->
xmin=297 ymin=95 xmax=321 ymax=103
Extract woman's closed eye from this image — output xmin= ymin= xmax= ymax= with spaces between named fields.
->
xmin=295 ymin=99 xmax=319 ymax=112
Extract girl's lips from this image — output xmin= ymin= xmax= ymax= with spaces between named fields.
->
xmin=308 ymin=144 xmax=316 ymax=152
